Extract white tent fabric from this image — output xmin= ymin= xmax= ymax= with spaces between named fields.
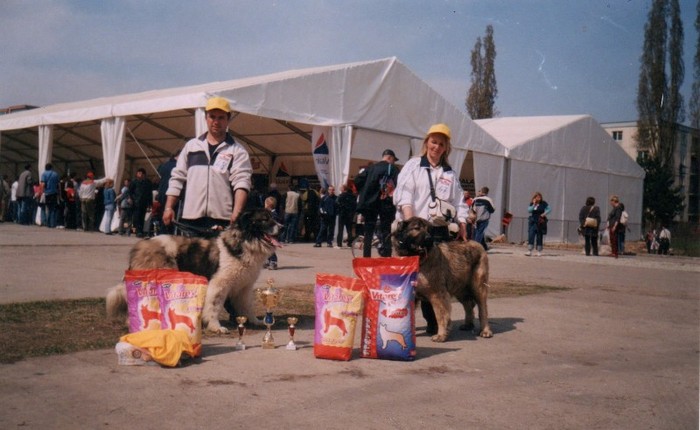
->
xmin=0 ymin=57 xmax=502 ymax=192
xmin=476 ymin=115 xmax=645 ymax=243
xmin=99 ymin=117 xmax=126 ymax=232
xmin=38 ymin=125 xmax=52 ymax=176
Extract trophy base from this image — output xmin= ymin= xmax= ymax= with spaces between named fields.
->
xmin=235 ymin=344 xmax=246 ymax=351
xmin=261 ymin=342 xmax=276 ymax=350
xmin=286 ymin=341 xmax=297 ymax=351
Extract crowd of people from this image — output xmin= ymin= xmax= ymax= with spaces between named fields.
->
xmin=0 ymin=106 xmax=678 ymax=335
xmin=0 ymin=104 xmax=672 ymax=266
xmin=0 ymin=163 xmax=165 ymax=237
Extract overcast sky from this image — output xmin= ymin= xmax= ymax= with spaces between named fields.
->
xmin=1 ymin=0 xmax=697 ymax=125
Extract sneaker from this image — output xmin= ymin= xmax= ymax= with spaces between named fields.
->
xmin=269 ymin=262 xmax=277 ymax=270
xmin=327 ymin=243 xmax=333 ymax=248
xmin=536 ymin=251 xmax=542 ymax=257
xmin=313 ymin=243 xmax=322 ymax=248
xmin=525 ymin=250 xmax=531 ymax=256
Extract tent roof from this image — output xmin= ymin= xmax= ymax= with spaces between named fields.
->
xmin=0 ymin=57 xmax=503 ymax=158
xmin=475 ymin=115 xmax=645 ymax=178
xmin=0 ymin=57 xmax=505 ymax=175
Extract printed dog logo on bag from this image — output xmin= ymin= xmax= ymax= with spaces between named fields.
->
xmin=353 ymin=257 xmax=419 ymax=361
xmin=365 ymin=275 xmax=415 ymax=359
xmin=313 ymin=274 xmax=365 ymax=361
xmin=124 ymin=269 xmax=208 ymax=357
xmin=125 ymin=273 xmax=162 ymax=331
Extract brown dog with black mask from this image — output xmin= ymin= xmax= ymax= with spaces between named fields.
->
xmin=392 ymin=217 xmax=492 ymax=342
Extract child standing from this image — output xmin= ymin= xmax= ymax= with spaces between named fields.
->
xmin=102 ymin=179 xmax=116 ymax=234
xmin=264 ymin=196 xmax=280 ymax=270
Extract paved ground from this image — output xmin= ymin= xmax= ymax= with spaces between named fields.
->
xmin=0 ymin=223 xmax=698 ymax=429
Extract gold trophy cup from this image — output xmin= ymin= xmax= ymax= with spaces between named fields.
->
xmin=235 ymin=316 xmax=247 ymax=351
xmin=286 ymin=317 xmax=299 ymax=350
xmin=256 ymin=278 xmax=281 ymax=349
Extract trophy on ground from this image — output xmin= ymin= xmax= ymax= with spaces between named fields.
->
xmin=256 ymin=278 xmax=281 ymax=349
xmin=235 ymin=316 xmax=247 ymax=351
xmin=286 ymin=317 xmax=299 ymax=350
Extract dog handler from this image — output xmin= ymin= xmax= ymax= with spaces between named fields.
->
xmin=163 ymin=97 xmax=252 ymax=231
xmin=393 ymin=123 xmax=470 ymax=334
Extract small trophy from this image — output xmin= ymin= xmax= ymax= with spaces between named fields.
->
xmin=286 ymin=317 xmax=299 ymax=350
xmin=235 ymin=316 xmax=247 ymax=351
xmin=256 ymin=278 xmax=281 ymax=349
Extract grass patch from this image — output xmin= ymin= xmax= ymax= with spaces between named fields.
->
xmin=0 ymin=281 xmax=566 ymax=364
xmin=0 ymin=298 xmax=127 ymax=364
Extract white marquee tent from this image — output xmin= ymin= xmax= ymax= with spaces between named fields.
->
xmin=0 ymin=57 xmax=503 ymax=194
xmin=475 ymin=115 xmax=645 ymax=244
xmin=1 ymin=58 xmax=644 ymax=243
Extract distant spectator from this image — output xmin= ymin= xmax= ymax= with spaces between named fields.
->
xmin=78 ymin=171 xmax=108 ymax=231
xmin=129 ymin=168 xmax=153 ymax=238
xmin=40 ymin=163 xmax=61 ymax=228
xmin=156 ymin=149 xmax=180 ymax=234
xmin=0 ymin=175 xmax=9 ymax=222
xmin=102 ymin=179 xmax=117 ymax=235
xmin=16 ymin=164 xmax=34 ymax=225
xmin=657 ymin=225 xmax=671 ymax=255
xmin=335 ymin=184 xmax=357 ymax=248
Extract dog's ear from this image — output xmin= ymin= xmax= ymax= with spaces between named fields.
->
xmin=235 ymin=209 xmax=253 ymax=230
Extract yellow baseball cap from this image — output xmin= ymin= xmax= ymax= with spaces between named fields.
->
xmin=205 ymin=97 xmax=231 ymax=113
xmin=426 ymin=123 xmax=451 ymax=140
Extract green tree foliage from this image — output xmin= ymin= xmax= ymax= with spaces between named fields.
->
xmin=636 ymin=0 xmax=686 ymax=225
xmin=466 ymin=25 xmax=497 ymax=119
xmin=639 ymin=156 xmax=685 ymax=225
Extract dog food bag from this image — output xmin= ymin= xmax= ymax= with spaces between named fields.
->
xmin=353 ymin=257 xmax=419 ymax=361
xmin=157 ymin=271 xmax=208 ymax=357
xmin=124 ymin=269 xmax=163 ymax=333
xmin=314 ymin=273 xmax=365 ymax=361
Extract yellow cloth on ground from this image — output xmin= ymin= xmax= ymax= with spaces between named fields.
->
xmin=120 ymin=329 xmax=196 ymax=367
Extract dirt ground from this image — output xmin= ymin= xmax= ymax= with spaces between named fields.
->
xmin=0 ymin=223 xmax=698 ymax=429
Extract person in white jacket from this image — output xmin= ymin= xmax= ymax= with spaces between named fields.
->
xmin=393 ymin=123 xmax=469 ymax=335
xmin=393 ymin=123 xmax=469 ymax=241
xmin=163 ymin=97 xmax=252 ymax=231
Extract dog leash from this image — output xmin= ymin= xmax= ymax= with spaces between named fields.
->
xmin=171 ymin=220 xmax=224 ymax=238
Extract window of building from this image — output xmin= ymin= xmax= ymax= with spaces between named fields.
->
xmin=612 ymin=131 xmax=623 ymax=141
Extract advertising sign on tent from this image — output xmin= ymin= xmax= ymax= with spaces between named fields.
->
xmin=311 ymin=127 xmax=330 ymax=189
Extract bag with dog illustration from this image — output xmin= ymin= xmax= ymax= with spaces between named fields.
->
xmin=314 ymin=273 xmax=365 ymax=361
xmin=353 ymin=257 xmax=419 ymax=361
xmin=157 ymin=271 xmax=208 ymax=357
xmin=125 ymin=269 xmax=163 ymax=333
xmin=125 ymin=269 xmax=207 ymax=357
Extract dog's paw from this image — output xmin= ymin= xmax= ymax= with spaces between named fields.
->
xmin=431 ymin=333 xmax=448 ymax=342
xmin=206 ymin=325 xmax=230 ymax=335
xmin=479 ymin=327 xmax=493 ymax=338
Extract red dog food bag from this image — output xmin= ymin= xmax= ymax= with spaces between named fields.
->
xmin=353 ymin=257 xmax=419 ymax=361
xmin=314 ymin=273 xmax=365 ymax=361
xmin=157 ymin=270 xmax=208 ymax=357
xmin=124 ymin=269 xmax=162 ymax=333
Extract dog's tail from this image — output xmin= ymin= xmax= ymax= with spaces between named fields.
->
xmin=106 ymin=282 xmax=128 ymax=320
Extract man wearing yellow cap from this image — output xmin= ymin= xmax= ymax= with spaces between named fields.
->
xmin=163 ymin=97 xmax=252 ymax=230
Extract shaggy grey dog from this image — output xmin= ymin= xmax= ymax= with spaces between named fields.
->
xmin=392 ymin=217 xmax=492 ymax=342
xmin=106 ymin=209 xmax=280 ymax=334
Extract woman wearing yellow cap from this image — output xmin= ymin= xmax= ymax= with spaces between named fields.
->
xmin=393 ymin=123 xmax=470 ymax=335
xmin=393 ymin=123 xmax=469 ymax=239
